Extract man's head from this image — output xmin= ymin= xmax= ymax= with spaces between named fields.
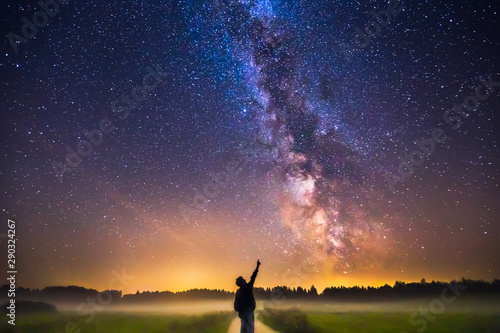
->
xmin=236 ymin=276 xmax=246 ymax=287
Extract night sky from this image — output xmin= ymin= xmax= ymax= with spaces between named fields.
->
xmin=1 ymin=0 xmax=499 ymax=294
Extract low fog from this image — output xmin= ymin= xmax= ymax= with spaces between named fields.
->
xmin=51 ymin=296 xmax=500 ymax=316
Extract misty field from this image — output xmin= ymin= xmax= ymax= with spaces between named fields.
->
xmin=259 ymin=310 xmax=500 ymax=333
xmin=2 ymin=298 xmax=500 ymax=333
xmin=0 ymin=311 xmax=235 ymax=333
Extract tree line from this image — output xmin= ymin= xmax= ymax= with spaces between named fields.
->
xmin=1 ymin=278 xmax=499 ymax=304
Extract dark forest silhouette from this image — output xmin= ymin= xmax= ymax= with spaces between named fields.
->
xmin=1 ymin=278 xmax=499 ymax=305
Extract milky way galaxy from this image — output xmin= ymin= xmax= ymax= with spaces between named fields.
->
xmin=218 ymin=0 xmax=396 ymax=272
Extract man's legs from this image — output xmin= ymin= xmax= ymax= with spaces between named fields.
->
xmin=240 ymin=310 xmax=255 ymax=333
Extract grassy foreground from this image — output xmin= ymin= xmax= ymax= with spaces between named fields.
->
xmin=0 ymin=311 xmax=235 ymax=333
xmin=4 ymin=308 xmax=500 ymax=332
xmin=258 ymin=309 xmax=500 ymax=333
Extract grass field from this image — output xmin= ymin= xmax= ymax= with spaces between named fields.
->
xmin=258 ymin=309 xmax=500 ymax=333
xmin=2 ymin=303 xmax=500 ymax=332
xmin=0 ymin=311 xmax=235 ymax=333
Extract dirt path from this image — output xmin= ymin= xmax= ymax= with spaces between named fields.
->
xmin=227 ymin=316 xmax=280 ymax=333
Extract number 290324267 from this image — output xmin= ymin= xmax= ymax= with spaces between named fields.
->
xmin=7 ymin=219 xmax=16 ymax=269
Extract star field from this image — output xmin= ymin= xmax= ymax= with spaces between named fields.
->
xmin=0 ymin=0 xmax=499 ymax=292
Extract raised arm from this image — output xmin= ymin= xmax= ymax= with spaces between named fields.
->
xmin=249 ymin=259 xmax=261 ymax=286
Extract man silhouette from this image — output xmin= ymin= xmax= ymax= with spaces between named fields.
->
xmin=234 ymin=259 xmax=261 ymax=333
